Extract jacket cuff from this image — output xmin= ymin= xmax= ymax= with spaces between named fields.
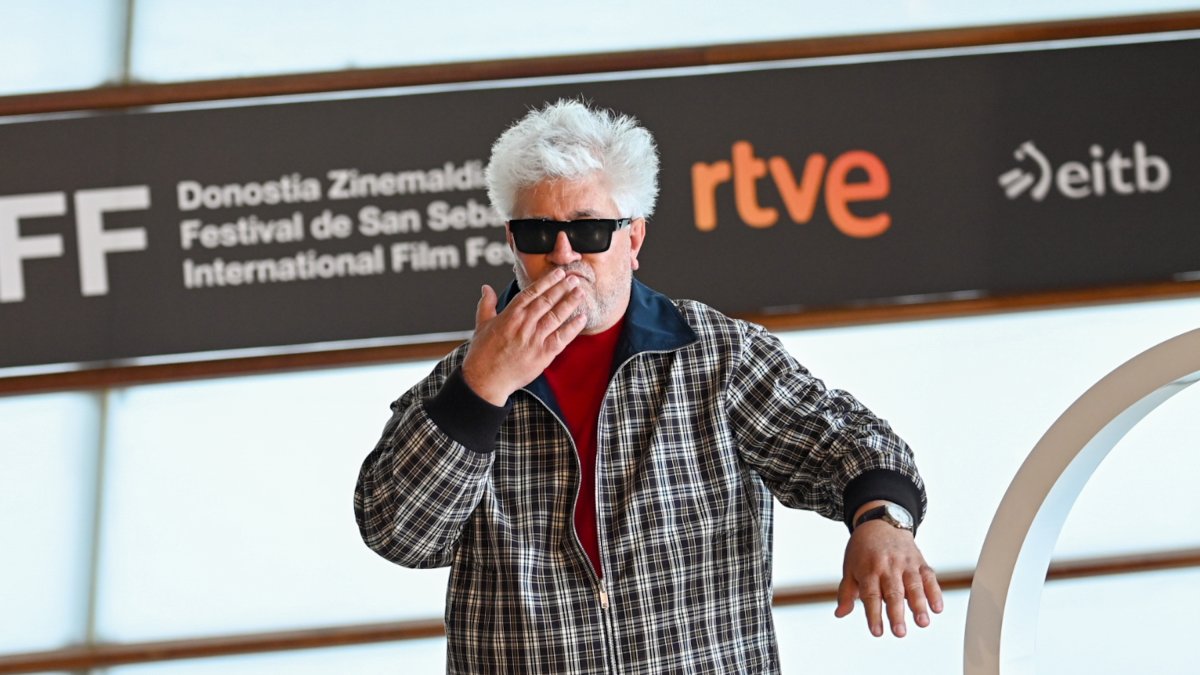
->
xmin=422 ymin=366 xmax=511 ymax=454
xmin=842 ymin=468 xmax=924 ymax=534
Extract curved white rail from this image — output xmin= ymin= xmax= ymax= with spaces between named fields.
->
xmin=964 ymin=327 xmax=1200 ymax=675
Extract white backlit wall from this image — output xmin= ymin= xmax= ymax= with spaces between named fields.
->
xmin=4 ymin=0 xmax=1200 ymax=95
xmin=95 ymin=362 xmax=451 ymax=640
xmin=0 ymin=392 xmax=100 ymax=653
xmin=0 ymin=0 xmax=124 ymax=95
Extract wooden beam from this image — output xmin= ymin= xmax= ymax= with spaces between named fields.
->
xmin=3 ymin=280 xmax=1198 ymax=397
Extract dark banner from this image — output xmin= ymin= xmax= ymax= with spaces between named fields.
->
xmin=2 ymin=36 xmax=1199 ymax=373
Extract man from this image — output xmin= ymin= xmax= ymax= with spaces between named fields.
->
xmin=355 ymin=99 xmax=942 ymax=673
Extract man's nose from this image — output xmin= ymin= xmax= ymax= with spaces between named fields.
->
xmin=546 ymin=230 xmax=581 ymax=264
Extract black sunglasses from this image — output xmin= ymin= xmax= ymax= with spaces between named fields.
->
xmin=508 ymin=218 xmax=632 ymax=254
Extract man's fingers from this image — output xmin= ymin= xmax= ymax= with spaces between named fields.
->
xmin=922 ymin=564 xmax=944 ymax=614
xmin=859 ymin=584 xmax=884 ymax=638
xmin=511 ymin=274 xmax=582 ymax=341
xmin=537 ymin=286 xmax=584 ymax=336
xmin=546 ymin=311 xmax=587 ymax=352
xmin=531 ymin=275 xmax=580 ymax=321
xmin=513 ymin=267 xmax=567 ymax=308
xmin=883 ymin=580 xmax=908 ymax=637
xmin=903 ymin=569 xmax=932 ymax=628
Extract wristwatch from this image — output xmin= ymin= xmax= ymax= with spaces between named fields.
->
xmin=853 ymin=503 xmax=915 ymax=533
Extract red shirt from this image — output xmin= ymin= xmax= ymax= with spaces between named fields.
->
xmin=543 ymin=317 xmax=625 ymax=578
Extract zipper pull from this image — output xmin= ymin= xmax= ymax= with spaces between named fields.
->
xmin=598 ymin=586 xmax=610 ymax=610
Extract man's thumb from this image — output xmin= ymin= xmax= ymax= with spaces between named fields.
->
xmin=834 ymin=577 xmax=857 ymax=618
xmin=476 ymin=285 xmax=498 ymax=327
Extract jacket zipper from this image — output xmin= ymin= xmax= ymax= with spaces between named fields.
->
xmin=524 ymin=396 xmax=616 ymax=673
xmin=591 ymin=348 xmax=691 ymax=674
xmin=525 ymin=346 xmax=695 ymax=674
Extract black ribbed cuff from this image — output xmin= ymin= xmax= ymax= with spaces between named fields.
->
xmin=843 ymin=469 xmax=924 ymax=534
xmin=422 ymin=366 xmax=511 ymax=454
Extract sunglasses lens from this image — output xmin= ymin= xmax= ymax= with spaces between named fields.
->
xmin=568 ymin=222 xmax=609 ymax=253
xmin=513 ymin=225 xmax=554 ymax=254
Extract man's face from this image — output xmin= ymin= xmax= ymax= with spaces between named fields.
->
xmin=508 ymin=175 xmax=645 ymax=334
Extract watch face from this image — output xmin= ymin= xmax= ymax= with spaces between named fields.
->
xmin=884 ymin=504 xmax=914 ymax=529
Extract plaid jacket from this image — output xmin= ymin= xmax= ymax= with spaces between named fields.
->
xmin=356 ymin=279 xmax=925 ymax=674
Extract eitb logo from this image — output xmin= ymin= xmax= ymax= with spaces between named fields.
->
xmin=998 ymin=140 xmax=1171 ymax=201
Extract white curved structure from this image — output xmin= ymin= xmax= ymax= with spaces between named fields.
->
xmin=964 ymin=327 xmax=1200 ymax=675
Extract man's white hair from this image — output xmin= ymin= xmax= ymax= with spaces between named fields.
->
xmin=485 ymin=99 xmax=660 ymax=220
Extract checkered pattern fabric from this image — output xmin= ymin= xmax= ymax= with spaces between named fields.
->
xmin=355 ymin=281 xmax=925 ymax=674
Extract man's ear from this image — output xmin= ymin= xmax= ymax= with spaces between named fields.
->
xmin=629 ymin=217 xmax=646 ymax=271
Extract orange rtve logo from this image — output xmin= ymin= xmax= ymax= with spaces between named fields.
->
xmin=691 ymin=141 xmax=891 ymax=238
